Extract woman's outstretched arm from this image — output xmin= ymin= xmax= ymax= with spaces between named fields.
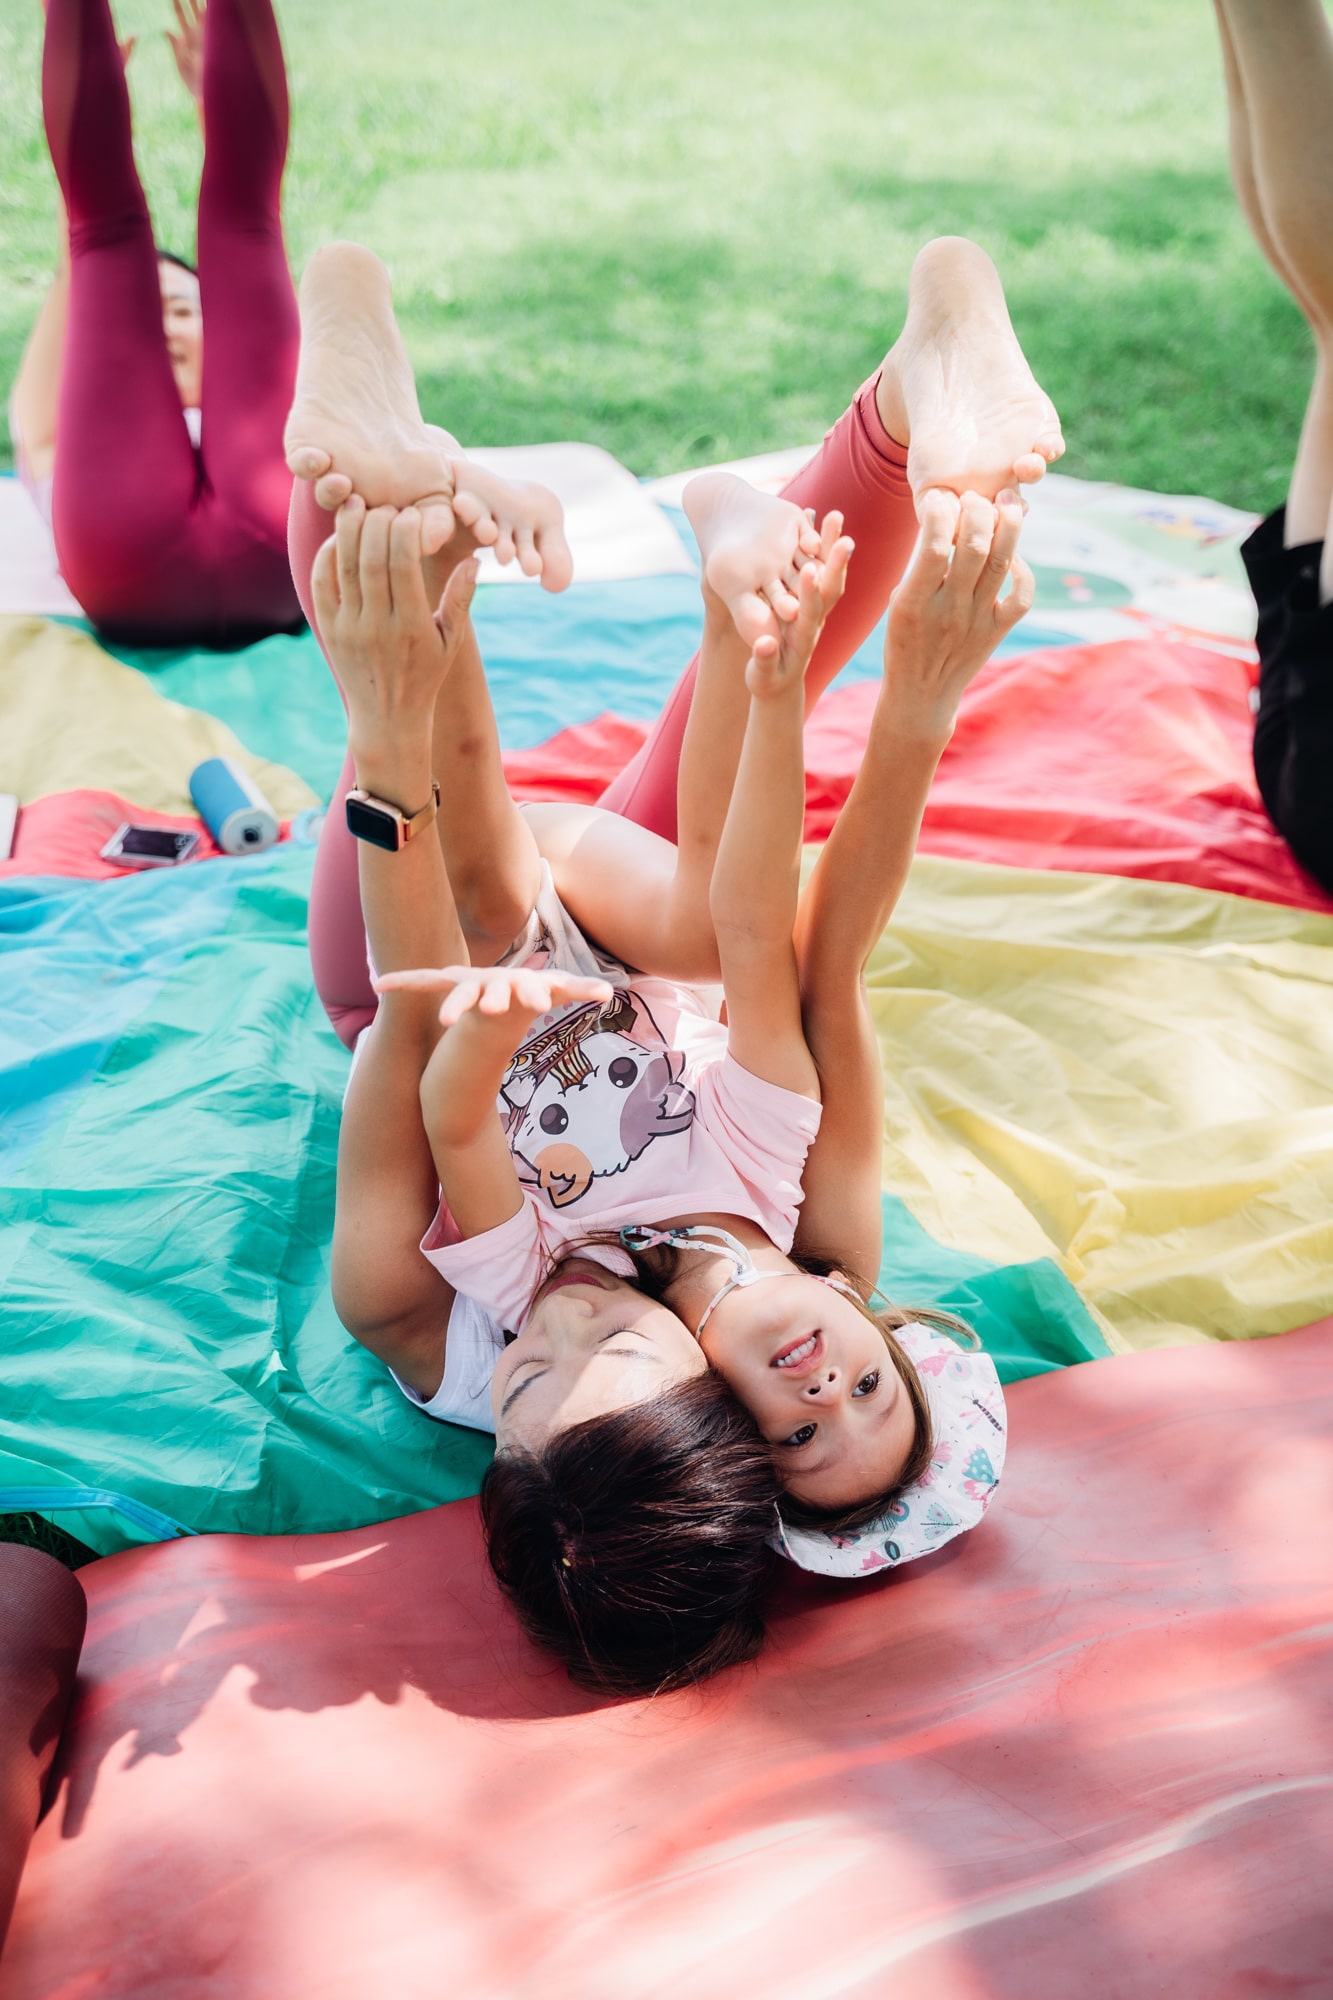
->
xmin=312 ymin=501 xmax=477 ymax=1392
xmin=793 ymin=489 xmax=1032 ymax=1285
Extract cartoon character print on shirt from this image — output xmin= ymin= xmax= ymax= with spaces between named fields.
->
xmin=501 ymin=987 xmax=696 ymax=1209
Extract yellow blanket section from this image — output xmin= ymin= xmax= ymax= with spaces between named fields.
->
xmin=0 ymin=614 xmax=317 ymax=815
xmin=863 ymin=854 xmax=1333 ymax=1352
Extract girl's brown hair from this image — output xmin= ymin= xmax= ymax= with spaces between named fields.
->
xmin=481 ymin=1370 xmax=780 ymax=1699
xmin=568 ymin=1233 xmax=976 ymax=1541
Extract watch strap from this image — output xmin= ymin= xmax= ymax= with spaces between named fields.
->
xmin=345 ymin=781 xmax=440 ymax=850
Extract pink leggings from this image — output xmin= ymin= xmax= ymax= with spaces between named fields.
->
xmin=297 ymin=376 xmax=918 ymax=1047
xmin=43 ymin=0 xmax=300 ymax=646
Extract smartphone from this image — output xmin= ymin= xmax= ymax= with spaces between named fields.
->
xmin=0 ymin=794 xmax=17 ymax=862
xmin=100 ymin=824 xmax=202 ymax=869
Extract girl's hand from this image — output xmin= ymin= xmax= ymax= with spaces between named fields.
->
xmin=746 ymin=512 xmax=854 ymax=700
xmin=375 ymin=964 xmax=613 ymax=1031
xmin=311 ymin=500 xmax=476 ymax=742
xmin=883 ymin=488 xmax=1034 ymax=743
xmin=165 ymin=0 xmax=204 ymax=103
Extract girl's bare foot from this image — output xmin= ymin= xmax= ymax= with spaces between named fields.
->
xmin=746 ymin=523 xmax=855 ymax=699
xmin=683 ymin=472 xmax=824 ymax=646
xmin=284 ymin=243 xmax=458 ymax=553
xmin=877 ymin=237 xmax=1065 ymax=507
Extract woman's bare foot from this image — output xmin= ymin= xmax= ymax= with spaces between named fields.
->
xmin=877 ymin=237 xmax=1065 ymax=506
xmin=284 ymin=243 xmax=458 ymax=553
xmin=683 ymin=472 xmax=824 ymax=646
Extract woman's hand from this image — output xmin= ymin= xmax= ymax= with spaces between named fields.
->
xmin=883 ymin=488 xmax=1034 ymax=743
xmin=376 ymin=963 xmax=613 ymax=1032
xmin=311 ymin=500 xmax=476 ymax=770
xmin=165 ymin=0 xmax=205 ymax=105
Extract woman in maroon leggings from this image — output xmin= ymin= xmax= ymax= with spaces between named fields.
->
xmin=31 ymin=0 xmax=301 ymax=646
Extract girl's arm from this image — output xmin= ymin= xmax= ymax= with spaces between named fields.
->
xmin=710 ymin=526 xmax=852 ymax=1100
xmin=378 ymin=966 xmax=615 ymax=1240
xmin=793 ymin=489 xmax=1033 ymax=1283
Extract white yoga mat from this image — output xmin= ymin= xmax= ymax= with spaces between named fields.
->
xmin=0 ymin=443 xmax=695 ymax=620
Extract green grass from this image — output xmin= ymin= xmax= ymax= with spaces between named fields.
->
xmin=0 ymin=0 xmax=1315 ymax=507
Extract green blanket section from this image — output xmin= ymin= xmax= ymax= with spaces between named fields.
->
xmin=2 ymin=845 xmax=1104 ymax=1558
xmin=877 ymin=1195 xmax=1108 ymax=1381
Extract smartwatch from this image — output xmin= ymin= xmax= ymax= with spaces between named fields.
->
xmin=345 ymin=781 xmax=440 ymax=851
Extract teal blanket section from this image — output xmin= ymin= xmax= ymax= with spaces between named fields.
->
xmin=878 ymin=1193 xmax=1109 ymax=1382
xmin=0 ymin=842 xmax=492 ymax=1557
xmin=94 ymin=574 xmax=710 ymax=801
xmin=0 ymin=866 xmax=247 ymax=1173
xmin=85 ymin=527 xmax=1073 ymax=807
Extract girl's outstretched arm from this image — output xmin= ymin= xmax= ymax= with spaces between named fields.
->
xmin=378 ymin=965 xmax=614 ymax=1240
xmin=710 ymin=522 xmax=852 ymax=1100
xmin=793 ymin=489 xmax=1033 ymax=1283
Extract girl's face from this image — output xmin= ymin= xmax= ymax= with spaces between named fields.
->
xmin=699 ymin=1274 xmax=917 ymax=1511
xmin=491 ymin=1258 xmax=706 ymax=1450
xmin=159 ymin=260 xmax=203 ymax=408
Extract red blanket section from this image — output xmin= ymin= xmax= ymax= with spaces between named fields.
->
xmin=503 ymin=636 xmax=1333 ymax=915
xmin=0 ymin=789 xmax=289 ymax=881
xmin=3 ymin=1323 xmax=1331 ymax=1997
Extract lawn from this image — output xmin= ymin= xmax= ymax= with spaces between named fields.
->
xmin=0 ymin=0 xmax=1315 ymax=509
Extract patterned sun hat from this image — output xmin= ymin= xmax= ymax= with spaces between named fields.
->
xmin=770 ymin=1321 xmax=1007 ymax=1578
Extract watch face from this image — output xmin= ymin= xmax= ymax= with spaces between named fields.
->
xmin=345 ymin=796 xmax=402 ymax=850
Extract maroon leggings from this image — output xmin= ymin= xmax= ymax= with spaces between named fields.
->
xmin=43 ymin=0 xmax=300 ymax=646
xmin=296 ymin=375 xmax=918 ymax=1047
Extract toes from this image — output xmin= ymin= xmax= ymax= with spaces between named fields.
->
xmin=314 ymin=470 xmax=353 ymax=512
xmin=1012 ymin=452 xmax=1050 ymax=487
xmin=286 ymin=442 xmax=333 ymax=480
xmin=762 ymin=578 xmax=801 ymax=622
xmin=419 ymin=499 xmax=457 ymax=556
xmin=515 ymin=527 xmax=542 ymax=578
xmin=735 ymin=592 xmax=778 ymax=648
xmin=536 ymin=527 xmax=574 ymax=594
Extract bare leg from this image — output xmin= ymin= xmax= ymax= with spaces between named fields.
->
xmin=422 ymin=554 xmax=543 ymax=964
xmin=1217 ymin=0 xmax=1333 ymax=587
xmin=528 ymin=485 xmax=845 ymax=984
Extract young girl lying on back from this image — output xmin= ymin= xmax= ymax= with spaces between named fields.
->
xmin=286 ymin=240 xmax=1052 ymax=1694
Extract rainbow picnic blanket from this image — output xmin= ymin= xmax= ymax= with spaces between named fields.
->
xmin=2 ymin=452 xmax=1331 ymax=1556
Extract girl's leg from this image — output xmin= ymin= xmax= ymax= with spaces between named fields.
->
xmin=195 ymin=0 xmax=301 ymax=631
xmin=598 ymin=379 xmax=916 ymax=839
xmin=42 ymin=0 xmax=198 ymax=633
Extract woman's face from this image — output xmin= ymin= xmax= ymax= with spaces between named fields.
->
xmin=159 ymin=261 xmax=203 ymax=408
xmin=699 ymin=1274 xmax=917 ymax=1511
xmin=491 ymin=1258 xmax=706 ymax=1451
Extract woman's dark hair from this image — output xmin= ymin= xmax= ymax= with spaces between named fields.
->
xmin=155 ymin=247 xmax=198 ymax=277
xmin=481 ymin=1371 xmax=780 ymax=1698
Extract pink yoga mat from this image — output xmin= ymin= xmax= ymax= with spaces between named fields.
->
xmin=3 ymin=1325 xmax=1331 ymax=1997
